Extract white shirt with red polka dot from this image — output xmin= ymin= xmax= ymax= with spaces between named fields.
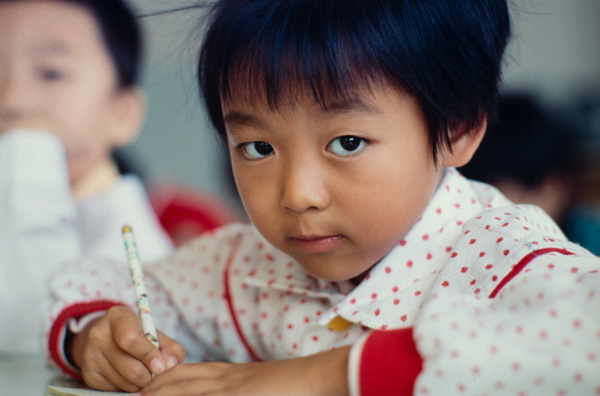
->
xmin=45 ymin=169 xmax=600 ymax=395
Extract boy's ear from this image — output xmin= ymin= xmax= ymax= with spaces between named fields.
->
xmin=109 ymin=87 xmax=146 ymax=147
xmin=441 ymin=117 xmax=487 ymax=168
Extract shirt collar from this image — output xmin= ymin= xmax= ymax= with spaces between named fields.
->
xmin=245 ymin=169 xmax=511 ymax=329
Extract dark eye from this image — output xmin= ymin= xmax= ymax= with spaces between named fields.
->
xmin=41 ymin=68 xmax=64 ymax=81
xmin=329 ymin=136 xmax=366 ymax=156
xmin=243 ymin=141 xmax=274 ymax=159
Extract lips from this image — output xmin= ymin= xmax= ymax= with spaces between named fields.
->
xmin=289 ymin=235 xmax=344 ymax=253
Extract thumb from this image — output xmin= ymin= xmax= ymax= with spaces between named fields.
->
xmin=139 ymin=335 xmax=168 ymax=376
xmin=109 ymin=308 xmax=166 ymax=375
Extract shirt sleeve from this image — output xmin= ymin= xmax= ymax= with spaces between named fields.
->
xmin=348 ymin=248 xmax=600 ymax=395
xmin=348 ymin=328 xmax=422 ymax=396
xmin=45 ymin=256 xmax=184 ymax=377
xmin=45 ymin=224 xmax=248 ymax=376
xmin=412 ymin=250 xmax=600 ymax=395
xmin=0 ymin=129 xmax=81 ymax=355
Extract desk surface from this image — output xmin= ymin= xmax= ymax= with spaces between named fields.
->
xmin=0 ymin=355 xmax=60 ymax=395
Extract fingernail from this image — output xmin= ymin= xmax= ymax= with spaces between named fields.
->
xmin=150 ymin=357 xmax=165 ymax=374
xmin=167 ymin=355 xmax=178 ymax=369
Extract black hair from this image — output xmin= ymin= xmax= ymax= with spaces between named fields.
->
xmin=198 ymin=0 xmax=511 ymax=159
xmin=58 ymin=0 xmax=143 ymax=87
xmin=459 ymin=93 xmax=579 ymax=186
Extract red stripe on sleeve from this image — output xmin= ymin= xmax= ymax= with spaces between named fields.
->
xmin=359 ymin=328 xmax=422 ymax=396
xmin=47 ymin=300 xmax=125 ymax=378
xmin=489 ymin=247 xmax=574 ymax=298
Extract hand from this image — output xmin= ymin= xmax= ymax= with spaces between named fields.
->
xmin=70 ymin=306 xmax=186 ymax=393
xmin=138 ymin=346 xmax=351 ymax=396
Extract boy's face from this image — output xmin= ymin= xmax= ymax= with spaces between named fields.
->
xmin=223 ymin=87 xmax=445 ymax=282
xmin=0 ymin=1 xmax=130 ymax=184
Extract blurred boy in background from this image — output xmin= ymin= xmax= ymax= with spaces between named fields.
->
xmin=0 ymin=0 xmax=173 ymax=355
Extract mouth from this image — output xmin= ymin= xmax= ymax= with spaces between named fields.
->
xmin=288 ymin=235 xmax=344 ymax=253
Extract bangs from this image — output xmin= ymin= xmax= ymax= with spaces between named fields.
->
xmin=199 ymin=0 xmax=510 ymax=159
xmin=203 ymin=0 xmax=397 ymax=111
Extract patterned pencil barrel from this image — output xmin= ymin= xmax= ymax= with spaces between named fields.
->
xmin=122 ymin=225 xmax=160 ymax=349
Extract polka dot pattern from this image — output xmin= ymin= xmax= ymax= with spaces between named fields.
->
xmin=47 ymin=169 xmax=600 ymax=395
xmin=330 ymin=170 xmax=512 ymax=330
xmin=410 ymin=197 xmax=600 ymax=394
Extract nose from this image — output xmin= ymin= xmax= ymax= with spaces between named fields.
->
xmin=281 ymin=159 xmax=331 ymax=213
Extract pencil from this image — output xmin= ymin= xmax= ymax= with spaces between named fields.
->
xmin=122 ymin=225 xmax=160 ymax=349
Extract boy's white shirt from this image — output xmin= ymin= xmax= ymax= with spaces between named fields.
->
xmin=0 ymin=129 xmax=173 ymax=356
xmin=46 ymin=167 xmax=600 ymax=393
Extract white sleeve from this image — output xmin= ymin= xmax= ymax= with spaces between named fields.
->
xmin=347 ymin=333 xmax=369 ymax=396
xmin=0 ymin=129 xmax=81 ymax=355
xmin=413 ymin=251 xmax=600 ymax=395
xmin=45 ymin=227 xmax=244 ymax=374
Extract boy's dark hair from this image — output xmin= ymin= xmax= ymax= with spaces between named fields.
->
xmin=59 ymin=0 xmax=143 ymax=87
xmin=198 ymin=0 xmax=511 ymax=159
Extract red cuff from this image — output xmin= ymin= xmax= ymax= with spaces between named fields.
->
xmin=48 ymin=300 xmax=125 ymax=378
xmin=359 ymin=328 xmax=423 ymax=396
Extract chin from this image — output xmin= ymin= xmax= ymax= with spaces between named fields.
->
xmin=301 ymin=265 xmax=368 ymax=284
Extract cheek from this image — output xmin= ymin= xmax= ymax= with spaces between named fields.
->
xmin=232 ymin=166 xmax=273 ymax=219
xmin=59 ymin=80 xmax=114 ymax=123
xmin=348 ymin=194 xmax=412 ymax=252
xmin=350 ymin=162 xmax=438 ymax=237
xmin=53 ymin=99 xmax=114 ymax=165
xmin=45 ymin=98 xmax=96 ymax=140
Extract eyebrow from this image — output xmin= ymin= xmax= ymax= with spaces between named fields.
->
xmin=29 ymin=41 xmax=73 ymax=57
xmin=222 ymin=111 xmax=267 ymax=129
xmin=223 ymin=97 xmax=382 ymax=128
xmin=322 ymin=97 xmax=383 ymax=116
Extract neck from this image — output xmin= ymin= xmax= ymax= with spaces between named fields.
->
xmin=72 ymin=159 xmax=120 ymax=200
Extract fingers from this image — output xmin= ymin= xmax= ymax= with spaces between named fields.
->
xmin=80 ymin=329 xmax=145 ymax=392
xmin=77 ymin=306 xmax=187 ymax=392
xmin=81 ymin=354 xmax=141 ymax=393
xmin=108 ymin=308 xmax=166 ymax=376
xmin=157 ymin=331 xmax=186 ymax=369
xmin=141 ymin=362 xmax=261 ymax=396
xmin=140 ymin=363 xmax=227 ymax=396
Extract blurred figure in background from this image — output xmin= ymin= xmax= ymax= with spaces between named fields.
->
xmin=460 ymin=93 xmax=600 ymax=255
xmin=0 ymin=0 xmax=173 ymax=356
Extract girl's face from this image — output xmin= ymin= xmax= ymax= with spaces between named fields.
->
xmin=223 ymin=87 xmax=446 ymax=282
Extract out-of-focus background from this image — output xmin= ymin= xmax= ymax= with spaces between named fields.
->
xmin=124 ymin=0 xmax=600 ymax=251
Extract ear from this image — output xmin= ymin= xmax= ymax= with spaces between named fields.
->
xmin=108 ymin=87 xmax=146 ymax=147
xmin=441 ymin=117 xmax=487 ymax=168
